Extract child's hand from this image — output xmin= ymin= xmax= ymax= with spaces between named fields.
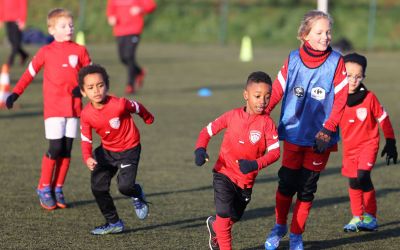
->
xmin=72 ymin=86 xmax=82 ymax=98
xmin=313 ymin=128 xmax=333 ymax=154
xmin=194 ymin=147 xmax=209 ymax=166
xmin=381 ymin=138 xmax=398 ymax=165
xmin=86 ymin=157 xmax=98 ymax=171
xmin=6 ymin=93 xmax=19 ymax=109
xmin=143 ymin=113 xmax=154 ymax=124
xmin=108 ymin=16 xmax=117 ymax=26
xmin=237 ymin=159 xmax=258 ymax=174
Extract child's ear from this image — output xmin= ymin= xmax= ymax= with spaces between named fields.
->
xmin=243 ymin=89 xmax=248 ymax=101
xmin=48 ymin=27 xmax=55 ymax=36
xmin=80 ymin=89 xmax=86 ymax=97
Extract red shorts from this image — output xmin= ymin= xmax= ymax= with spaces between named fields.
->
xmin=282 ymin=141 xmax=337 ymax=172
xmin=341 ymin=153 xmax=377 ymax=178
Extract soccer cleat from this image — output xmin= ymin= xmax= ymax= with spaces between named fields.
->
xmin=265 ymin=224 xmax=287 ymax=250
xmin=125 ymin=85 xmax=135 ymax=95
xmin=359 ymin=213 xmax=378 ymax=231
xmin=289 ymin=233 xmax=304 ymax=250
xmin=132 ymin=185 xmax=149 ymax=220
xmin=91 ymin=220 xmax=124 ymax=235
xmin=343 ymin=216 xmax=362 ymax=232
xmin=206 ymin=216 xmax=219 ymax=250
xmin=36 ymin=187 xmax=57 ymax=210
xmin=54 ymin=187 xmax=67 ymax=209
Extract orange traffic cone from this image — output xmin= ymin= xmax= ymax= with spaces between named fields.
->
xmin=0 ymin=64 xmax=11 ymax=109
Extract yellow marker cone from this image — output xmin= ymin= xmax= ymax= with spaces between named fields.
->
xmin=76 ymin=31 xmax=86 ymax=46
xmin=239 ymin=36 xmax=253 ymax=62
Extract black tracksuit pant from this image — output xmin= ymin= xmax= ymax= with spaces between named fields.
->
xmin=5 ymin=21 xmax=28 ymax=66
xmin=116 ymin=34 xmax=142 ymax=87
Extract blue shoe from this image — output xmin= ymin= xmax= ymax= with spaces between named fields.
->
xmin=265 ymin=224 xmax=287 ymax=250
xmin=343 ymin=216 xmax=362 ymax=232
xmin=359 ymin=213 xmax=378 ymax=231
xmin=91 ymin=220 xmax=124 ymax=235
xmin=36 ymin=187 xmax=56 ymax=210
xmin=54 ymin=187 xmax=67 ymax=209
xmin=289 ymin=233 xmax=304 ymax=250
xmin=132 ymin=184 xmax=149 ymax=220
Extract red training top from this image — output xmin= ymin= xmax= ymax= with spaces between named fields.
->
xmin=196 ymin=108 xmax=280 ymax=189
xmin=0 ymin=0 xmax=27 ymax=25
xmin=12 ymin=41 xmax=91 ymax=119
xmin=80 ymin=95 xmax=154 ymax=162
xmin=340 ymin=91 xmax=395 ymax=161
xmin=106 ymin=0 xmax=157 ymax=37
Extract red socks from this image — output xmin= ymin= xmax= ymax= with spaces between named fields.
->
xmin=275 ymin=191 xmax=293 ymax=225
xmin=52 ymin=157 xmax=71 ymax=188
xmin=290 ymin=199 xmax=312 ymax=234
xmin=363 ymin=189 xmax=377 ymax=217
xmin=38 ymin=155 xmax=56 ymax=189
xmin=348 ymin=188 xmax=363 ymax=216
xmin=214 ymin=215 xmax=233 ymax=250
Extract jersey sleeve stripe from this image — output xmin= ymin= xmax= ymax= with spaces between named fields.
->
xmin=334 ymin=77 xmax=348 ymax=94
xmin=267 ymin=141 xmax=280 ymax=151
xmin=80 ymin=133 xmax=92 ymax=143
xmin=28 ymin=62 xmax=36 ymax=77
xmin=377 ymin=110 xmax=387 ymax=123
xmin=131 ymin=100 xmax=140 ymax=113
xmin=206 ymin=123 xmax=213 ymax=137
xmin=277 ymin=71 xmax=286 ymax=92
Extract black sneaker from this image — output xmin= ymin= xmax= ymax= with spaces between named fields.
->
xmin=206 ymin=216 xmax=219 ymax=250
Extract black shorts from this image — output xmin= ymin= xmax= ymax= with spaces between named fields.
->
xmin=213 ymin=172 xmax=252 ymax=222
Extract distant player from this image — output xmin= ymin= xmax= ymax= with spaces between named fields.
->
xmin=340 ymin=53 xmax=397 ymax=232
xmin=263 ymin=10 xmax=348 ymax=250
xmin=6 ymin=8 xmax=91 ymax=210
xmin=106 ymin=0 xmax=157 ymax=94
xmin=78 ymin=64 xmax=154 ymax=235
xmin=194 ymin=71 xmax=280 ymax=250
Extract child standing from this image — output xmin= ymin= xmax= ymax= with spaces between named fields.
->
xmin=263 ymin=10 xmax=348 ymax=250
xmin=194 ymin=71 xmax=280 ymax=250
xmin=106 ymin=0 xmax=157 ymax=94
xmin=78 ymin=64 xmax=154 ymax=235
xmin=340 ymin=53 xmax=397 ymax=232
xmin=6 ymin=8 xmax=91 ymax=210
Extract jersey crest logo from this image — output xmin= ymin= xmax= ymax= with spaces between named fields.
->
xmin=249 ymin=130 xmax=261 ymax=144
xmin=109 ymin=117 xmax=120 ymax=129
xmin=311 ymin=87 xmax=326 ymax=101
xmin=68 ymin=55 xmax=78 ymax=68
xmin=293 ymin=87 xmax=304 ymax=97
xmin=356 ymin=108 xmax=367 ymax=121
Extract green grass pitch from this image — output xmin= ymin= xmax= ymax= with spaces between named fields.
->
xmin=0 ymin=43 xmax=399 ymax=249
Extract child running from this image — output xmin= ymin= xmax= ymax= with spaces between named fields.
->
xmin=6 ymin=8 xmax=91 ymax=210
xmin=263 ymin=10 xmax=348 ymax=250
xmin=340 ymin=53 xmax=397 ymax=232
xmin=194 ymin=71 xmax=280 ymax=250
xmin=78 ymin=64 xmax=154 ymax=235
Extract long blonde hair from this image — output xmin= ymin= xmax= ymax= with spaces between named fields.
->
xmin=297 ymin=10 xmax=333 ymax=45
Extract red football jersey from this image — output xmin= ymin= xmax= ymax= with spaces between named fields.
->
xmin=196 ymin=108 xmax=280 ymax=189
xmin=80 ymin=95 xmax=154 ymax=162
xmin=106 ymin=0 xmax=157 ymax=36
xmin=340 ymin=91 xmax=395 ymax=165
xmin=12 ymin=41 xmax=91 ymax=119
xmin=0 ymin=0 xmax=26 ymax=24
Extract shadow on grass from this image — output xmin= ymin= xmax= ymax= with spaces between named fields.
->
xmin=0 ymin=110 xmax=42 ymax=119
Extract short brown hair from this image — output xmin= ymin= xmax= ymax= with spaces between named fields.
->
xmin=297 ymin=10 xmax=333 ymax=44
xmin=47 ymin=8 xmax=73 ymax=28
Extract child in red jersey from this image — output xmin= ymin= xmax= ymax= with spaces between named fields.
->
xmin=0 ymin=0 xmax=29 ymax=66
xmin=264 ymin=10 xmax=348 ymax=250
xmin=78 ymin=64 xmax=154 ymax=235
xmin=6 ymin=8 xmax=91 ymax=210
xmin=340 ymin=53 xmax=397 ymax=232
xmin=195 ymin=71 xmax=280 ymax=250
xmin=106 ymin=0 xmax=157 ymax=94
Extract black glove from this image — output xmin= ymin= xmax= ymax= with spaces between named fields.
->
xmin=194 ymin=147 xmax=209 ymax=166
xmin=238 ymin=159 xmax=258 ymax=174
xmin=6 ymin=93 xmax=19 ymax=109
xmin=313 ymin=127 xmax=334 ymax=154
xmin=72 ymin=86 xmax=82 ymax=98
xmin=381 ymin=138 xmax=397 ymax=165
